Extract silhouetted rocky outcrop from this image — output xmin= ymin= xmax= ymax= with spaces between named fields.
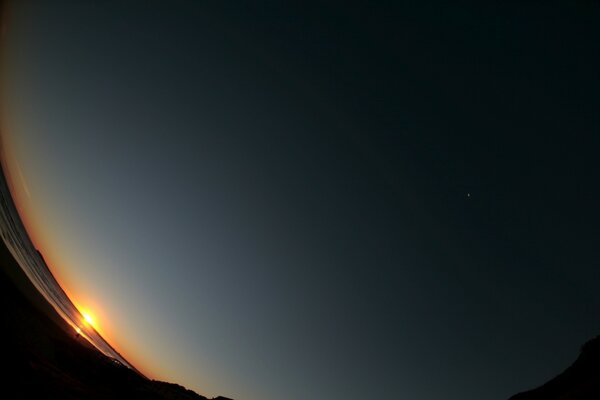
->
xmin=509 ymin=336 xmax=600 ymax=400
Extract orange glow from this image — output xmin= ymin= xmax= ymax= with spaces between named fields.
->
xmin=0 ymin=131 xmax=160 ymax=380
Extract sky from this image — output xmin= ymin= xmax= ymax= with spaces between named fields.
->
xmin=2 ymin=1 xmax=600 ymax=400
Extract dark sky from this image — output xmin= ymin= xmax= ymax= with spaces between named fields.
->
xmin=3 ymin=1 xmax=600 ymax=400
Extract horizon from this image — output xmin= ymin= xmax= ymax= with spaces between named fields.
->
xmin=0 ymin=163 xmax=140 ymax=374
xmin=1 ymin=2 xmax=600 ymax=400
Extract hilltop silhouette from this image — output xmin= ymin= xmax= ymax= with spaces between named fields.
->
xmin=509 ymin=336 xmax=600 ymax=400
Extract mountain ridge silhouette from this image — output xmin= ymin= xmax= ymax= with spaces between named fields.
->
xmin=509 ymin=336 xmax=600 ymax=400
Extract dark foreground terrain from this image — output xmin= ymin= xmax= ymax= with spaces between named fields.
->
xmin=0 ymin=237 xmax=231 ymax=400
xmin=509 ymin=336 xmax=600 ymax=400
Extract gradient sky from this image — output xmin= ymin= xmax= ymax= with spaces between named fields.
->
xmin=2 ymin=1 xmax=600 ymax=400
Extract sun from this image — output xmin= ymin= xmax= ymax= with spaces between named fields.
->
xmin=82 ymin=312 xmax=94 ymax=326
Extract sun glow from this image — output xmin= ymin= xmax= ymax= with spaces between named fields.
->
xmin=82 ymin=311 xmax=95 ymax=326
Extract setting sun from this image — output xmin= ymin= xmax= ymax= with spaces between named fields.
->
xmin=82 ymin=312 xmax=94 ymax=326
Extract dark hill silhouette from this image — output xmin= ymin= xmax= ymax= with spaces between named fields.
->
xmin=0 ymin=229 xmax=229 ymax=400
xmin=509 ymin=336 xmax=600 ymax=400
